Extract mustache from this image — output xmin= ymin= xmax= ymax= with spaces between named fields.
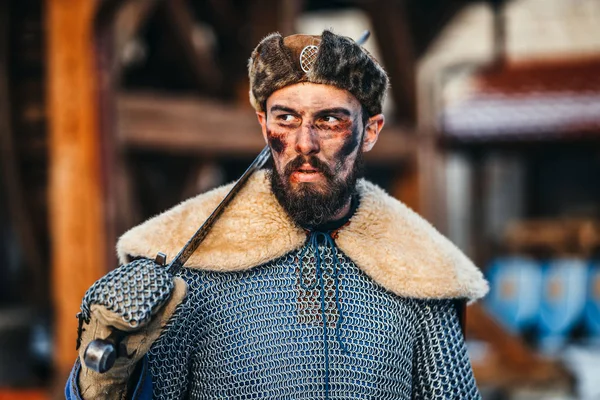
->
xmin=283 ymin=156 xmax=335 ymax=179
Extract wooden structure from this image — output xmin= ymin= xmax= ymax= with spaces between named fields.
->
xmin=1 ymin=0 xmax=542 ymax=396
xmin=417 ymin=0 xmax=600 ymax=394
xmin=47 ymin=0 xmax=109 ymax=384
xmin=40 ymin=0 xmax=439 ymax=393
xmin=466 ymin=303 xmax=573 ymax=389
xmin=117 ymin=92 xmax=417 ymax=160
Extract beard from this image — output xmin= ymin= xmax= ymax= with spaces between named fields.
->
xmin=269 ymin=151 xmax=364 ymax=228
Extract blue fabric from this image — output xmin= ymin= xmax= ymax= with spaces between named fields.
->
xmin=64 ymin=359 xmax=85 ymax=400
xmin=64 ymin=357 xmax=152 ymax=400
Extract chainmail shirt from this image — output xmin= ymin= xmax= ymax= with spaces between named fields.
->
xmin=146 ymin=231 xmax=480 ymax=399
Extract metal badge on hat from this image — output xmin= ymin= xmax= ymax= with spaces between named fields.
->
xmin=298 ymin=31 xmax=369 ymax=73
xmin=299 ymin=45 xmax=319 ymax=73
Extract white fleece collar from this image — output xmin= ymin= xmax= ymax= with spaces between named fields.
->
xmin=117 ymin=170 xmax=488 ymax=301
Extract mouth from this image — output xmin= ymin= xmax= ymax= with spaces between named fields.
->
xmin=294 ymin=163 xmax=321 ymax=174
xmin=290 ymin=166 xmax=323 ymax=183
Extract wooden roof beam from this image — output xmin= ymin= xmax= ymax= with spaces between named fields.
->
xmin=363 ymin=0 xmax=416 ymax=123
xmin=112 ymin=0 xmax=161 ymax=77
xmin=249 ymin=0 xmax=302 ymax=45
xmin=117 ymin=91 xmax=416 ymax=163
xmin=467 ymin=303 xmax=573 ymax=388
xmin=159 ymin=0 xmax=223 ymax=96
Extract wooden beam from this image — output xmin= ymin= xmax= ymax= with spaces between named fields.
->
xmin=243 ymin=0 xmax=302 ymax=101
xmin=279 ymin=0 xmax=303 ymax=38
xmin=207 ymin=0 xmax=243 ymax=33
xmin=247 ymin=0 xmax=303 ymax=46
xmin=112 ymin=0 xmax=160 ymax=76
xmin=204 ymin=0 xmax=249 ymax=101
xmin=391 ymin=160 xmax=421 ymax=213
xmin=467 ymin=303 xmax=573 ymax=388
xmin=117 ymin=92 xmax=416 ymax=163
xmin=118 ymin=92 xmax=263 ymax=155
xmin=404 ymin=0 xmax=469 ymax=58
xmin=159 ymin=0 xmax=222 ymax=95
xmin=363 ymin=0 xmax=416 ymax=122
xmin=47 ymin=0 xmax=108 ymax=379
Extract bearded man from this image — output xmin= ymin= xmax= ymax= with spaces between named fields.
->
xmin=66 ymin=30 xmax=488 ymax=399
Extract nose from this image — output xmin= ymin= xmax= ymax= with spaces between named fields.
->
xmin=295 ymin=123 xmax=320 ymax=156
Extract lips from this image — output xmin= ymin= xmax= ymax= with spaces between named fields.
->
xmin=294 ymin=164 xmax=320 ymax=174
xmin=290 ymin=167 xmax=323 ymax=183
xmin=284 ymin=157 xmax=332 ymax=184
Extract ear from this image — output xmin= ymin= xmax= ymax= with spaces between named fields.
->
xmin=256 ymin=112 xmax=268 ymax=144
xmin=361 ymin=114 xmax=385 ymax=152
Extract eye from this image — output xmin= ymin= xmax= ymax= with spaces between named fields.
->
xmin=277 ymin=114 xmax=297 ymax=122
xmin=321 ymin=116 xmax=339 ymax=123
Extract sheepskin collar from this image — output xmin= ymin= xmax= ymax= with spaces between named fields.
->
xmin=117 ymin=170 xmax=488 ymax=301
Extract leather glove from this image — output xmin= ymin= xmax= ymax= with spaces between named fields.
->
xmin=75 ymin=260 xmax=187 ymax=400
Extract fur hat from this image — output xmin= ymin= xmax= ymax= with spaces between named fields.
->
xmin=248 ymin=30 xmax=389 ymax=116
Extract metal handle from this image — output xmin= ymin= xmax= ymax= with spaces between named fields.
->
xmin=83 ymin=329 xmax=126 ymax=373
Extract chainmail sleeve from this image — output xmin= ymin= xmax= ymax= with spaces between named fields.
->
xmin=145 ymin=273 xmax=197 ymax=398
xmin=411 ymin=299 xmax=481 ymax=399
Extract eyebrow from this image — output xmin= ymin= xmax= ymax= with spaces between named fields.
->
xmin=314 ymin=108 xmax=352 ymax=117
xmin=269 ymin=105 xmax=299 ymax=115
xmin=269 ymin=105 xmax=353 ymax=118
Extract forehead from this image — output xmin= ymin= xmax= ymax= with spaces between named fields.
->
xmin=266 ymin=82 xmax=361 ymax=114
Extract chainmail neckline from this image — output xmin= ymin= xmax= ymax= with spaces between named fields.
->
xmin=299 ymin=230 xmax=349 ymax=400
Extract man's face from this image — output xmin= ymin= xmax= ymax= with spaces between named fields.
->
xmin=257 ymin=83 xmax=384 ymax=227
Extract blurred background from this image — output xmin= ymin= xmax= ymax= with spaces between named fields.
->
xmin=1 ymin=0 xmax=599 ymax=398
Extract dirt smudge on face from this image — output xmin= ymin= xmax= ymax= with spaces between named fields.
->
xmin=266 ymin=129 xmax=287 ymax=154
xmin=336 ymin=116 xmax=362 ymax=158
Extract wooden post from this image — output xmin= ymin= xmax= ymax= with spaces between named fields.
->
xmin=160 ymin=0 xmax=223 ymax=95
xmin=391 ymin=159 xmax=421 ymax=214
xmin=46 ymin=0 xmax=107 ymax=381
xmin=364 ymin=0 xmax=416 ymax=122
xmin=467 ymin=303 xmax=573 ymax=387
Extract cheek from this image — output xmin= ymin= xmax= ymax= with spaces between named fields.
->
xmin=335 ymin=124 xmax=361 ymax=159
xmin=266 ymin=128 xmax=288 ymax=154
